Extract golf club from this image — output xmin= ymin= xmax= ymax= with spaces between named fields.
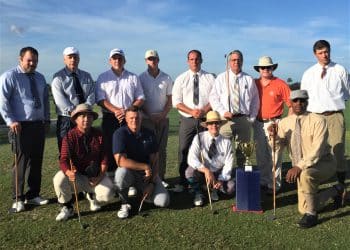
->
xmin=268 ymin=123 xmax=277 ymax=221
xmin=138 ymin=193 xmax=149 ymax=217
xmin=8 ymin=131 xmax=19 ymax=214
xmin=69 ymin=158 xmax=89 ymax=229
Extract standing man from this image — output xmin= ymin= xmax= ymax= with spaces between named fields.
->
xmin=268 ymin=90 xmax=343 ymax=228
xmin=172 ymin=50 xmax=215 ymax=192
xmin=113 ymin=106 xmax=170 ymax=219
xmin=253 ymin=56 xmax=292 ymax=194
xmin=53 ymin=104 xmax=114 ymax=221
xmin=51 ymin=46 xmax=95 ymax=153
xmin=0 ymin=47 xmax=50 ymax=212
xmin=139 ymin=49 xmax=173 ymax=188
xmin=187 ymin=111 xmax=234 ymax=206
xmin=210 ymin=50 xmax=259 ymax=167
xmin=95 ymin=48 xmax=145 ymax=174
xmin=301 ymin=40 xmax=349 ymax=195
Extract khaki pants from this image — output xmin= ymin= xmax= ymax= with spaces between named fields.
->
xmin=53 ymin=170 xmax=114 ymax=204
xmin=220 ymin=116 xmax=252 ymax=167
xmin=253 ymin=120 xmax=283 ymax=190
xmin=297 ymin=158 xmax=336 ymax=214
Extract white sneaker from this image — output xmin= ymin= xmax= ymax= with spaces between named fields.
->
xmin=128 ymin=187 xmax=137 ymax=197
xmin=210 ymin=190 xmax=219 ymax=201
xmin=55 ymin=206 xmax=74 ymax=221
xmin=11 ymin=201 xmax=25 ymax=213
xmin=117 ymin=204 xmax=131 ymax=219
xmin=162 ymin=181 xmax=169 ymax=188
xmin=25 ymin=196 xmax=49 ymax=205
xmin=194 ymin=193 xmax=203 ymax=207
xmin=172 ymin=184 xmax=184 ymax=193
xmin=85 ymin=193 xmax=101 ymax=211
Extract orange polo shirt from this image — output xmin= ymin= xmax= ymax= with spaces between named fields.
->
xmin=255 ymin=77 xmax=291 ymax=120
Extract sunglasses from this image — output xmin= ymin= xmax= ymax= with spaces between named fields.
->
xmin=260 ymin=66 xmax=273 ymax=70
xmin=207 ymin=121 xmax=220 ymax=125
xmin=147 ymin=57 xmax=158 ymax=61
xmin=292 ymin=98 xmax=307 ymax=103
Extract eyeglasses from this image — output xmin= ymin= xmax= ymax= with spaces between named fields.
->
xmin=292 ymin=98 xmax=307 ymax=103
xmin=260 ymin=66 xmax=273 ymax=70
xmin=147 ymin=57 xmax=158 ymax=61
xmin=207 ymin=121 xmax=220 ymax=125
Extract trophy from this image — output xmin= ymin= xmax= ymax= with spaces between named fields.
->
xmin=238 ymin=142 xmax=256 ymax=171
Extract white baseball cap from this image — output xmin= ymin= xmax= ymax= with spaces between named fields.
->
xmin=63 ymin=47 xmax=79 ymax=56
xmin=109 ymin=48 xmax=125 ymax=58
xmin=144 ymin=49 xmax=159 ymax=59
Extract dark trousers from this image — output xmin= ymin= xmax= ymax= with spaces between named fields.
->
xmin=56 ymin=115 xmax=74 ymax=153
xmin=178 ymin=116 xmax=205 ymax=184
xmin=12 ymin=121 xmax=45 ymax=201
xmin=102 ymin=113 xmax=125 ymax=172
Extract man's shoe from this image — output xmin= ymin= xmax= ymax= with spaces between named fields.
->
xmin=194 ymin=193 xmax=204 ymax=207
xmin=117 ymin=204 xmax=131 ymax=219
xmin=128 ymin=187 xmax=137 ymax=197
xmin=333 ymin=184 xmax=347 ymax=209
xmin=11 ymin=201 xmax=25 ymax=213
xmin=210 ymin=190 xmax=219 ymax=201
xmin=172 ymin=184 xmax=184 ymax=193
xmin=86 ymin=193 xmax=101 ymax=211
xmin=25 ymin=196 xmax=49 ymax=206
xmin=298 ymin=213 xmax=318 ymax=228
xmin=55 ymin=206 xmax=74 ymax=221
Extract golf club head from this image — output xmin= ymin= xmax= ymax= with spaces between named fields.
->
xmin=267 ymin=214 xmax=277 ymax=221
xmin=80 ymin=223 xmax=89 ymax=229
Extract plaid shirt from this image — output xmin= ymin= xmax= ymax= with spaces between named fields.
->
xmin=60 ymin=127 xmax=107 ymax=174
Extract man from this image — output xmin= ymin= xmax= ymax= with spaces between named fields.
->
xmin=53 ymin=104 xmax=114 ymax=221
xmin=172 ymin=50 xmax=215 ymax=192
xmin=268 ymin=90 xmax=343 ymax=228
xmin=113 ymin=106 xmax=170 ymax=219
xmin=210 ymin=50 xmax=259 ymax=167
xmin=0 ymin=46 xmax=50 ymax=212
xmin=139 ymin=49 xmax=173 ymax=188
xmin=252 ymin=56 xmax=292 ymax=194
xmin=51 ymin=46 xmax=95 ymax=153
xmin=187 ymin=111 xmax=234 ymax=206
xmin=301 ymin=40 xmax=349 ymax=193
xmin=95 ymin=48 xmax=145 ymax=174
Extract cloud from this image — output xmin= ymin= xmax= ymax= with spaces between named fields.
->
xmin=10 ymin=24 xmax=25 ymax=35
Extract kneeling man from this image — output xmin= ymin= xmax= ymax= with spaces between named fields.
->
xmin=113 ymin=106 xmax=170 ymax=219
xmin=187 ymin=111 xmax=235 ymax=206
xmin=53 ymin=104 xmax=114 ymax=221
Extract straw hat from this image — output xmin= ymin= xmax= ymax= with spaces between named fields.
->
xmin=71 ymin=104 xmax=98 ymax=121
xmin=253 ymin=56 xmax=278 ymax=72
xmin=200 ymin=111 xmax=227 ymax=127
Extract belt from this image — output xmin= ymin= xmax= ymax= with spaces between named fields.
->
xmin=256 ymin=116 xmax=281 ymax=123
xmin=316 ymin=110 xmax=343 ymax=116
xmin=232 ymin=113 xmax=247 ymax=118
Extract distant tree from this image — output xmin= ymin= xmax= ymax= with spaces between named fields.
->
xmin=286 ymin=78 xmax=293 ymax=84
xmin=289 ymin=82 xmax=300 ymax=90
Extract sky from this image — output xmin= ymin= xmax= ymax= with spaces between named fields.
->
xmin=0 ymin=0 xmax=349 ymax=83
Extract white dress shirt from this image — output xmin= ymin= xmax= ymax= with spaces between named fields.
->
xmin=95 ymin=69 xmax=145 ymax=112
xmin=300 ymin=61 xmax=350 ymax=113
xmin=172 ymin=69 xmax=215 ymax=117
xmin=187 ymin=131 xmax=233 ymax=181
xmin=209 ymin=70 xmax=259 ymax=122
xmin=139 ymin=70 xmax=173 ymax=115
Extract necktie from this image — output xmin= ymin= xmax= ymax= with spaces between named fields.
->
xmin=232 ymin=76 xmax=240 ymax=114
xmin=321 ymin=67 xmax=327 ymax=79
xmin=291 ymin=117 xmax=302 ymax=166
xmin=26 ymin=73 xmax=41 ymax=109
xmin=193 ymin=74 xmax=199 ymax=105
xmin=208 ymin=138 xmax=218 ymax=159
xmin=71 ymin=72 xmax=86 ymax=104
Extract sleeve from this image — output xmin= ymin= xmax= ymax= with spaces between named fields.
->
xmin=218 ymin=139 xmax=233 ymax=181
xmin=134 ymin=75 xmax=145 ymax=100
xmin=166 ymin=76 xmax=173 ymax=96
xmin=59 ymin=134 xmax=72 ymax=173
xmin=51 ymin=74 xmax=75 ymax=113
xmin=248 ymin=77 xmax=260 ymax=122
xmin=0 ymin=73 xmax=16 ymax=125
xmin=112 ymin=128 xmax=126 ymax=155
xmin=43 ymin=81 xmax=50 ymax=121
xmin=99 ymin=133 xmax=108 ymax=166
xmin=340 ymin=67 xmax=350 ymax=101
xmin=172 ymin=76 xmax=183 ymax=107
xmin=95 ymin=74 xmax=106 ymax=103
xmin=85 ymin=72 xmax=96 ymax=106
xmin=209 ymin=76 xmax=226 ymax=116
xmin=297 ymin=118 xmax=328 ymax=169
xmin=280 ymin=80 xmax=292 ymax=108
xmin=187 ymin=134 xmax=205 ymax=169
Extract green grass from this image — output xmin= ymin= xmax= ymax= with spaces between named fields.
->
xmin=0 ymin=105 xmax=349 ymax=249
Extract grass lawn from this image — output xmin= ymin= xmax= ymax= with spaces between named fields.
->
xmin=0 ymin=104 xmax=349 ymax=249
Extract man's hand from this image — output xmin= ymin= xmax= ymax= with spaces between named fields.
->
xmin=89 ymin=175 xmax=103 ymax=187
xmin=66 ymin=169 xmax=76 ymax=182
xmin=286 ymin=166 xmax=302 ymax=183
xmin=203 ymin=168 xmax=216 ymax=187
xmin=267 ymin=122 xmax=278 ymax=137
xmin=191 ymin=109 xmax=204 ymax=119
xmin=114 ymin=108 xmax=125 ymax=123
xmin=223 ymin=112 xmax=233 ymax=120
xmin=213 ymin=180 xmax=223 ymax=190
xmin=144 ymin=166 xmax=152 ymax=182
xmin=10 ymin=122 xmax=21 ymax=134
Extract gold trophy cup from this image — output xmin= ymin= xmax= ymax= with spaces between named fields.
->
xmin=238 ymin=142 xmax=256 ymax=168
